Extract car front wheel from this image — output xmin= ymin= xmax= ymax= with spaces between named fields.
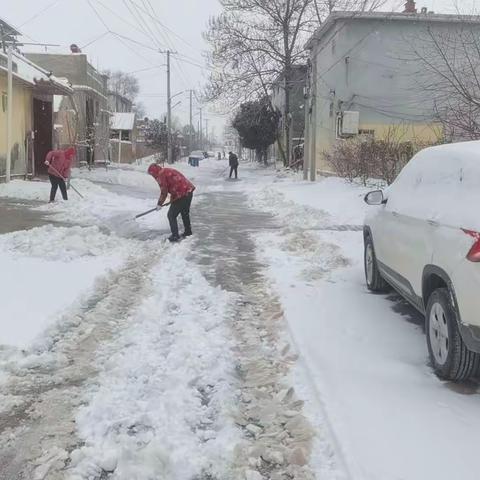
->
xmin=426 ymin=288 xmax=480 ymax=381
xmin=364 ymin=235 xmax=388 ymax=292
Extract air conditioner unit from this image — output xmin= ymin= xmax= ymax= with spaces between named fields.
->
xmin=341 ymin=111 xmax=359 ymax=135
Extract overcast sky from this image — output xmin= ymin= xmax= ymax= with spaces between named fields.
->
xmin=4 ymin=0 xmax=225 ymax=139
xmin=3 ymin=0 xmax=476 ymax=140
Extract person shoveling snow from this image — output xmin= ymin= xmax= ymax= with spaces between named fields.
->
xmin=148 ymin=163 xmax=195 ymax=242
xmin=44 ymin=147 xmax=76 ymax=202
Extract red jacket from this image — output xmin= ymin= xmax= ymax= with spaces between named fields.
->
xmin=45 ymin=147 xmax=75 ymax=179
xmin=148 ymin=164 xmax=195 ymax=204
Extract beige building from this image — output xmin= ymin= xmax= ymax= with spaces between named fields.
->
xmin=0 ymin=20 xmax=73 ymax=180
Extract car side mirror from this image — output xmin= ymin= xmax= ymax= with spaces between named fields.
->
xmin=364 ymin=190 xmax=386 ymax=205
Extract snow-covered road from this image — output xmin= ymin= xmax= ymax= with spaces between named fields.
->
xmin=247 ymin=168 xmax=480 ymax=480
xmin=1 ymin=159 xmax=479 ymax=480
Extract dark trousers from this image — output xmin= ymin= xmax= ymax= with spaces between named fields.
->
xmin=167 ymin=192 xmax=193 ymax=237
xmin=49 ymin=174 xmax=68 ymax=201
xmin=229 ymin=166 xmax=238 ymax=179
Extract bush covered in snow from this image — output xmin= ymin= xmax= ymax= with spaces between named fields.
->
xmin=324 ymin=133 xmax=440 ymax=185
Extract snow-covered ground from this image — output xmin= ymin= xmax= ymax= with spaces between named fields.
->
xmin=243 ymin=167 xmax=480 ymax=480
xmin=1 ymin=158 xmax=480 ymax=480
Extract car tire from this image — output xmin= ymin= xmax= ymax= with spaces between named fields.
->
xmin=364 ymin=235 xmax=389 ymax=292
xmin=426 ymin=288 xmax=480 ymax=381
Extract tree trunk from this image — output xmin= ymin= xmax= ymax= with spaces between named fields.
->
xmin=284 ymin=69 xmax=292 ymax=168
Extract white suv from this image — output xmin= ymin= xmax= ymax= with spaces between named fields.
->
xmin=364 ymin=141 xmax=480 ymax=381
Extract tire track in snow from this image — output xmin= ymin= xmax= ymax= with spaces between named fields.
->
xmin=192 ymin=191 xmax=325 ymax=480
xmin=0 ymin=245 xmax=163 ymax=480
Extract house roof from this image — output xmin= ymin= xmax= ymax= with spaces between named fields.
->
xmin=0 ymin=18 xmax=21 ymax=39
xmin=111 ymin=112 xmax=136 ymax=130
xmin=0 ymin=50 xmax=73 ymax=95
xmin=305 ymin=11 xmax=480 ymax=49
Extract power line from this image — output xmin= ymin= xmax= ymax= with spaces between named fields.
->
xmin=128 ymin=0 xmax=202 ymax=53
xmin=91 ymin=0 xmax=163 ymax=46
xmin=18 ymin=0 xmax=64 ymax=27
xmin=81 ymin=31 xmax=109 ymax=49
xmin=127 ymin=65 xmax=166 ymax=74
xmin=124 ymin=0 xmax=161 ymax=48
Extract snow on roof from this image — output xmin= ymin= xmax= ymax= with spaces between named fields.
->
xmin=306 ymin=11 xmax=480 ymax=49
xmin=0 ymin=50 xmax=72 ymax=94
xmin=111 ymin=112 xmax=136 ymax=131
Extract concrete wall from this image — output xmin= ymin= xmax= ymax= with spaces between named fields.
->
xmin=0 ymin=75 xmax=32 ymax=177
xmin=26 ymin=53 xmax=88 ymax=86
xmin=308 ymin=17 xmax=459 ymax=171
xmin=108 ymin=93 xmax=132 ymax=113
xmin=26 ymin=54 xmax=110 ymax=165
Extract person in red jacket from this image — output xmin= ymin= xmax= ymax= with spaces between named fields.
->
xmin=148 ymin=163 xmax=196 ymax=242
xmin=45 ymin=147 xmax=75 ymax=202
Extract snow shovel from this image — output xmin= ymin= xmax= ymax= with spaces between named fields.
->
xmin=48 ymin=164 xmax=85 ymax=199
xmin=135 ymin=202 xmax=171 ymax=220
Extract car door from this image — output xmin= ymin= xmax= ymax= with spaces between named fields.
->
xmin=377 ymin=171 xmax=433 ymax=304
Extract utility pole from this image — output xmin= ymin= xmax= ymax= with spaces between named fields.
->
xmin=166 ymin=50 xmax=172 ymax=164
xmin=6 ymin=45 xmax=13 ymax=183
xmin=118 ymin=130 xmax=122 ymax=164
xmin=310 ymin=57 xmax=317 ymax=182
xmin=189 ymin=90 xmax=193 ymax=154
xmin=199 ymin=107 xmax=203 ymax=150
xmin=205 ymin=118 xmax=209 ymax=149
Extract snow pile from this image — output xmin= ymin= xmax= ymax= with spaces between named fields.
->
xmin=67 ymin=249 xmax=239 ymax=480
xmin=74 ymin=166 xmax=159 ymax=192
xmin=0 ymin=178 xmax=158 ymax=228
xmin=0 ymin=179 xmax=51 ymax=201
xmin=248 ymin=176 xmax=370 ymax=228
xmin=0 ymin=225 xmax=135 ymax=261
xmin=0 ymin=225 xmax=133 ymax=349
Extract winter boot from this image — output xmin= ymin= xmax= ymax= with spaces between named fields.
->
xmin=168 ymin=234 xmax=180 ymax=243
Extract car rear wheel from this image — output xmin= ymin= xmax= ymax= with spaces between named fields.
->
xmin=426 ymin=288 xmax=480 ymax=381
xmin=364 ymin=235 xmax=389 ymax=292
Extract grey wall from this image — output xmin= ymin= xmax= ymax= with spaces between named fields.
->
xmin=310 ymin=17 xmax=478 ymax=155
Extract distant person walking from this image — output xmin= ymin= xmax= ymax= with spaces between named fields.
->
xmin=148 ymin=163 xmax=196 ymax=242
xmin=228 ymin=151 xmax=239 ymax=179
xmin=44 ymin=147 xmax=75 ymax=202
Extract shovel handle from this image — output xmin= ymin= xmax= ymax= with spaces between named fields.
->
xmin=134 ymin=202 xmax=171 ymax=220
xmin=48 ymin=164 xmax=84 ymax=199
xmin=135 ymin=207 xmax=158 ymax=219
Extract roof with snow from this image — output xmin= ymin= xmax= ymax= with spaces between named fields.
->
xmin=111 ymin=112 xmax=136 ymax=131
xmin=306 ymin=11 xmax=480 ymax=49
xmin=0 ymin=50 xmax=73 ymax=95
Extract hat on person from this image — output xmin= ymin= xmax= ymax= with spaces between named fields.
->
xmin=65 ymin=147 xmax=76 ymax=160
xmin=148 ymin=163 xmax=162 ymax=176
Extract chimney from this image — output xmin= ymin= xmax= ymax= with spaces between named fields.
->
xmin=403 ymin=0 xmax=417 ymax=13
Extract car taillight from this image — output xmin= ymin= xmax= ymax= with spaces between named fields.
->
xmin=463 ymin=229 xmax=480 ymax=262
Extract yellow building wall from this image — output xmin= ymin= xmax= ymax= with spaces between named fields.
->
xmin=315 ymin=121 xmax=444 ymax=173
xmin=0 ymin=75 xmax=33 ymax=177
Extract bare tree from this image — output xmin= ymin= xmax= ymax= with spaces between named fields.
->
xmin=104 ymin=70 xmax=140 ymax=101
xmin=204 ymin=0 xmax=387 ymax=165
xmin=133 ymin=101 xmax=147 ymax=119
xmin=408 ymin=23 xmax=480 ymax=140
